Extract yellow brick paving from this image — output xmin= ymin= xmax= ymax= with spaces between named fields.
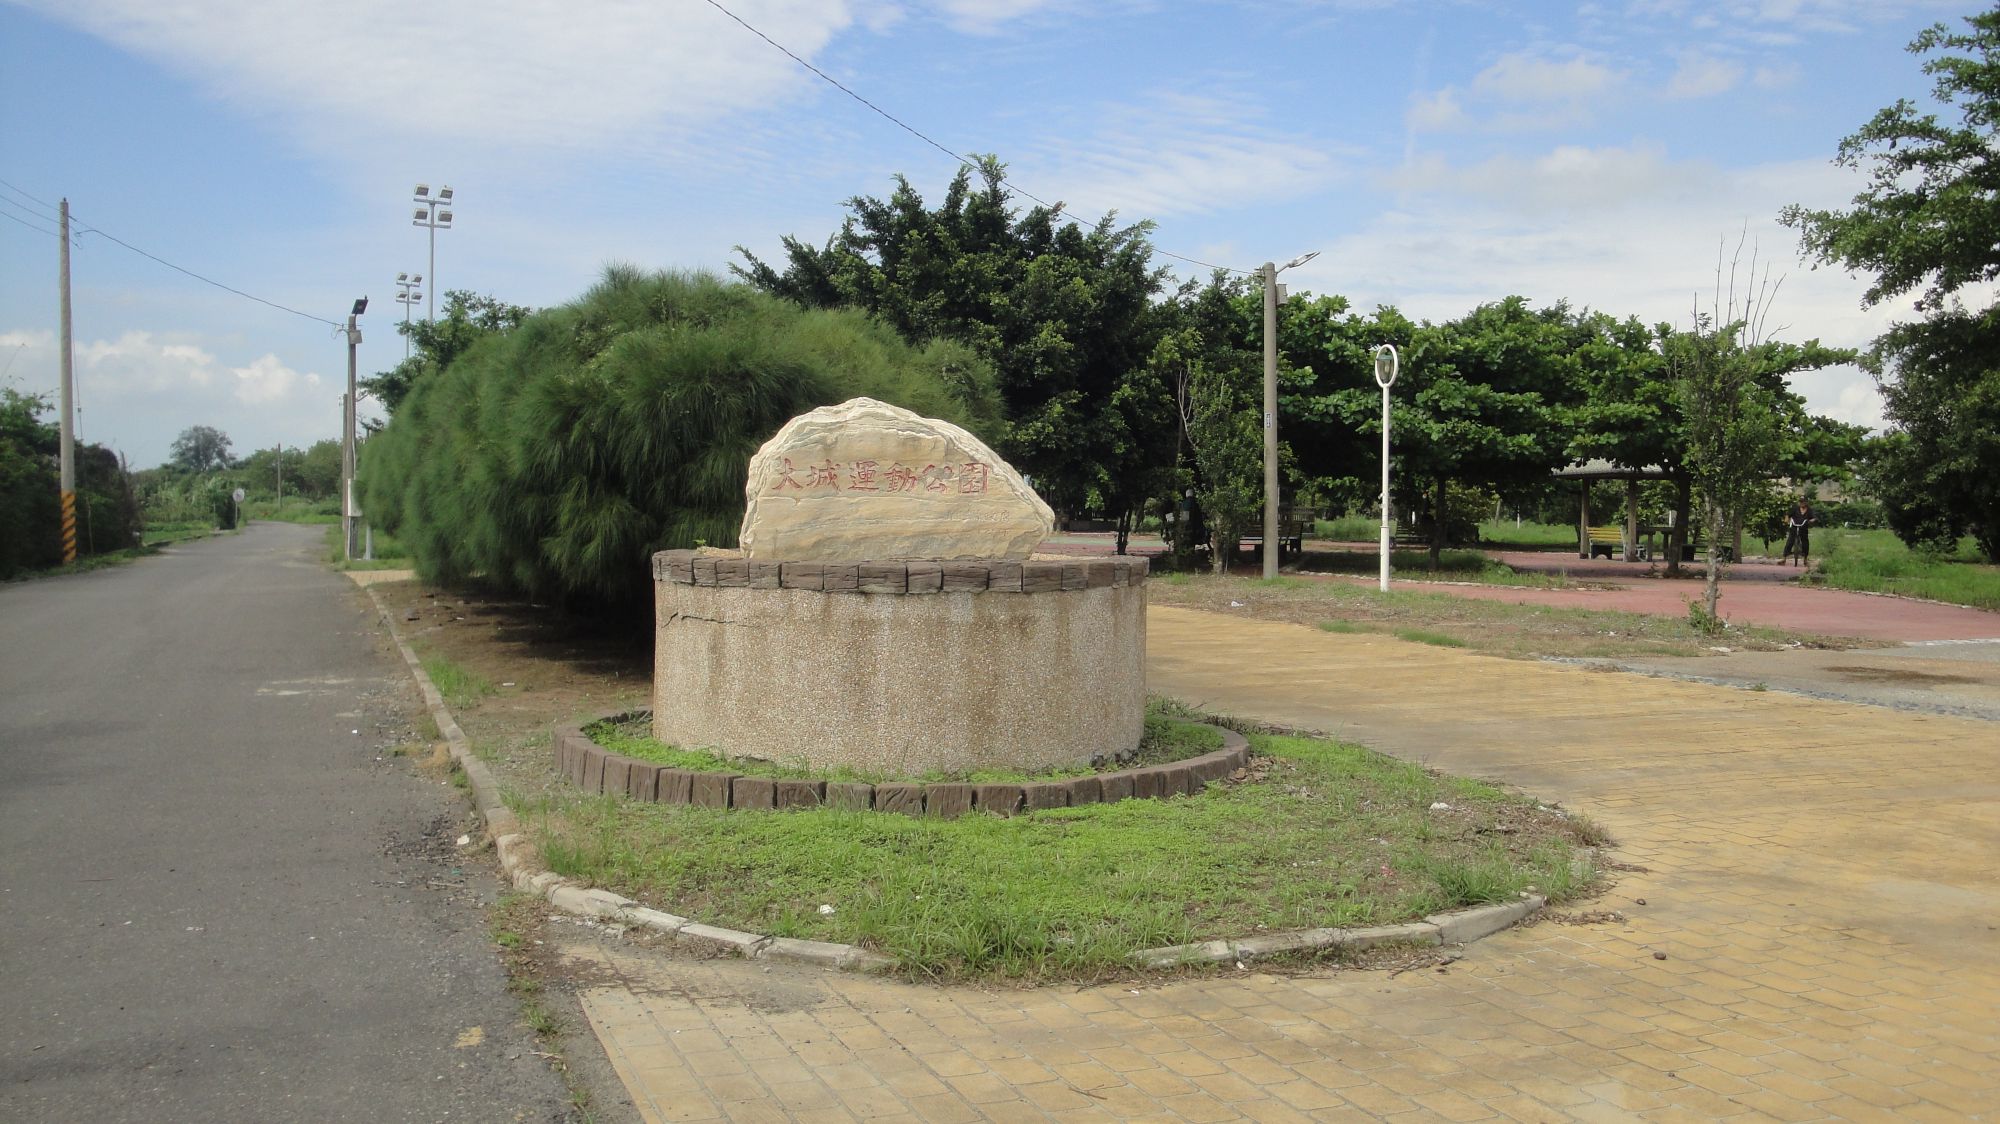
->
xmin=570 ymin=606 xmax=2000 ymax=1122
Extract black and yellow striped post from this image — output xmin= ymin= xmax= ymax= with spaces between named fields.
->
xmin=61 ymin=490 xmax=78 ymax=564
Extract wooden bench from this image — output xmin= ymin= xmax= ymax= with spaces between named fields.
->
xmin=1586 ymin=525 xmax=1647 ymax=560
xmin=1238 ymin=509 xmax=1309 ymax=558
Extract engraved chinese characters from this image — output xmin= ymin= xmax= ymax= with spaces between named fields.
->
xmin=738 ymin=398 xmax=1053 ymax=562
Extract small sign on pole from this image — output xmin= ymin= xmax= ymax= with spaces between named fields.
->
xmin=1373 ymin=344 xmax=1399 ymax=593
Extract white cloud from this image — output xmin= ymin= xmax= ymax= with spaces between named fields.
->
xmin=929 ymin=0 xmax=1064 ymax=33
xmin=1472 ymin=51 xmax=1623 ymax=103
xmin=231 ymin=354 xmax=321 ymax=405
xmin=1407 ymin=87 xmax=1467 ymax=133
xmin=1752 ymin=62 xmax=1802 ymax=89
xmin=1665 ymin=51 xmax=1744 ymax=98
xmin=24 ymin=0 xmax=873 ymax=155
xmin=0 ymin=326 xmax=341 ymax=464
xmin=1387 ymin=143 xmax=1689 ymax=212
xmin=1025 ymin=92 xmax=1349 ymax=221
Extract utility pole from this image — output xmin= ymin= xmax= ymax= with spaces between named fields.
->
xmin=58 ymin=199 xmax=76 ymax=564
xmin=342 ymin=299 xmax=366 ymax=560
xmin=1261 ymin=261 xmax=1279 ymax=580
xmin=1259 ymin=251 xmax=1318 ymax=580
xmin=275 ymin=442 xmax=283 ymax=507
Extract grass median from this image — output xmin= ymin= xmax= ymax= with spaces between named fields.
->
xmin=386 ymin=580 xmax=1605 ymax=982
xmin=512 ymin=718 xmax=1600 ymax=981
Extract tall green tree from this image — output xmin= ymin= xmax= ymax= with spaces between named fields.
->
xmin=363 ymin=291 xmax=532 ymax=416
xmin=169 ymin=425 xmax=233 ymax=473
xmin=1781 ymin=5 xmax=2000 ymax=560
xmin=737 ymin=157 xmax=1169 ymax=527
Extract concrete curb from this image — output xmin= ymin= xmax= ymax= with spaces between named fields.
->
xmin=367 ymin=585 xmax=1556 ymax=976
xmin=1130 ymin=894 xmax=1547 ymax=969
xmin=364 ymin=585 xmax=897 ymax=974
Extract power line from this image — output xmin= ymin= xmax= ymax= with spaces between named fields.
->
xmin=67 ymin=211 xmax=342 ymax=328
xmin=0 ymin=207 xmax=62 ymax=239
xmin=4 ymin=176 xmax=343 ymax=327
xmin=0 ymin=177 xmax=60 ymax=219
xmin=698 ymin=0 xmax=1247 ymax=276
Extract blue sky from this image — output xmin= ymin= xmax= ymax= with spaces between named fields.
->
xmin=0 ymin=0 xmax=1971 ymax=469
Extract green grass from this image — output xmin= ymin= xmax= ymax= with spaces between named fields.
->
xmin=319 ymin=523 xmax=411 ymax=570
xmin=520 ymin=722 xmax=1598 ymax=980
xmin=1293 ymin=548 xmax=1580 ymax=588
xmin=1313 ymin=515 xmax=1384 ymax=540
xmin=1477 ymin=519 xmax=1582 ymax=550
xmin=1808 ymin=528 xmax=2000 ymax=611
xmin=585 ymin=702 xmax=1227 ymax=785
xmin=1393 ymin=628 xmax=1467 ymax=648
xmin=244 ymin=498 xmax=341 ymax=524
xmin=140 ymin=521 xmax=219 ymax=546
xmin=1312 ymin=518 xmax=1581 ymax=552
xmin=10 ymin=542 xmax=169 ymax=580
xmin=422 ymin=655 xmax=496 ymax=706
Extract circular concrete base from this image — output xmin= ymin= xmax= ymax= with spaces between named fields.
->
xmin=652 ymin=553 xmax=1147 ymax=776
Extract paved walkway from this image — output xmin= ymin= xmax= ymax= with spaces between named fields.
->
xmin=566 ymin=607 xmax=1999 ymax=1123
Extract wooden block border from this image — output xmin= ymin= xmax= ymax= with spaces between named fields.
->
xmin=553 ymin=709 xmax=1245 ymax=817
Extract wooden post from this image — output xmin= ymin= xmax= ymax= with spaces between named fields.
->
xmin=1625 ymin=479 xmax=1640 ymax=561
xmin=1578 ymin=482 xmax=1591 ymax=559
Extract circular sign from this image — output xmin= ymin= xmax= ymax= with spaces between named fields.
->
xmin=232 ymin=488 xmax=246 ymax=503
xmin=1373 ymin=344 xmax=1400 ymax=389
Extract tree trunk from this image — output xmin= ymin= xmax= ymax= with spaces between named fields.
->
xmin=1428 ymin=478 xmax=1445 ymax=571
xmin=1668 ymin=478 xmax=1692 ymax=577
xmin=1703 ymin=495 xmax=1725 ymax=624
xmin=1115 ymin=508 xmax=1132 ymax=556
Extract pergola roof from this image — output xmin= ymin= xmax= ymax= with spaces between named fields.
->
xmin=1552 ymin=459 xmax=1676 ymax=481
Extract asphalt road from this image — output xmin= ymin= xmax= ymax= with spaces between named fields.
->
xmin=0 ymin=524 xmax=574 ymax=1122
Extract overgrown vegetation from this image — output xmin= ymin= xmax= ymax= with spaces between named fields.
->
xmin=2 ymin=388 xmax=143 ymax=578
xmin=518 ymin=724 xmax=1600 ymax=980
xmin=1808 ymin=528 xmax=2000 ymax=610
xmin=359 ymin=268 xmax=997 ymax=617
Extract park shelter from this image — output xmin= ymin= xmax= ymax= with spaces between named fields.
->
xmin=1552 ymin=459 xmax=1681 ymax=560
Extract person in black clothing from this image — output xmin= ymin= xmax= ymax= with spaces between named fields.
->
xmin=1782 ymin=498 xmax=1814 ymax=566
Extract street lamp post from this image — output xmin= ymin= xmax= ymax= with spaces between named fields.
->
xmin=412 ymin=184 xmax=454 ymax=322
xmin=1372 ymin=344 xmax=1400 ymax=592
xmin=342 ymin=297 xmax=367 ymax=561
xmin=1261 ymin=250 xmax=1318 ymax=580
xmin=395 ymin=272 xmax=422 ymax=359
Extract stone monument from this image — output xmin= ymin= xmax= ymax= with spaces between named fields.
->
xmin=653 ymin=398 xmax=1147 ymax=777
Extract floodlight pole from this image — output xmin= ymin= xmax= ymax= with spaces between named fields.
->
xmin=413 ymin=185 xmax=454 ymax=323
xmin=1373 ymin=344 xmax=1400 ymax=592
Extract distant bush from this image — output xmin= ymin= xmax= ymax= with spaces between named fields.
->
xmin=2 ymin=389 xmax=142 ymax=577
xmin=359 ymin=267 xmax=1000 ymax=615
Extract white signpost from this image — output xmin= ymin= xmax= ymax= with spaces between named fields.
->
xmin=1373 ymin=344 xmax=1399 ymax=593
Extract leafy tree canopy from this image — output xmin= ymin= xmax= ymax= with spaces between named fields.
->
xmin=168 ymin=425 xmax=233 ymax=473
xmin=736 ymin=156 xmax=1168 ymax=516
xmin=1782 ymin=5 xmax=2000 ymax=559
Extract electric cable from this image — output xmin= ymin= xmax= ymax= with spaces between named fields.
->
xmin=698 ymin=0 xmax=1248 ymax=275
